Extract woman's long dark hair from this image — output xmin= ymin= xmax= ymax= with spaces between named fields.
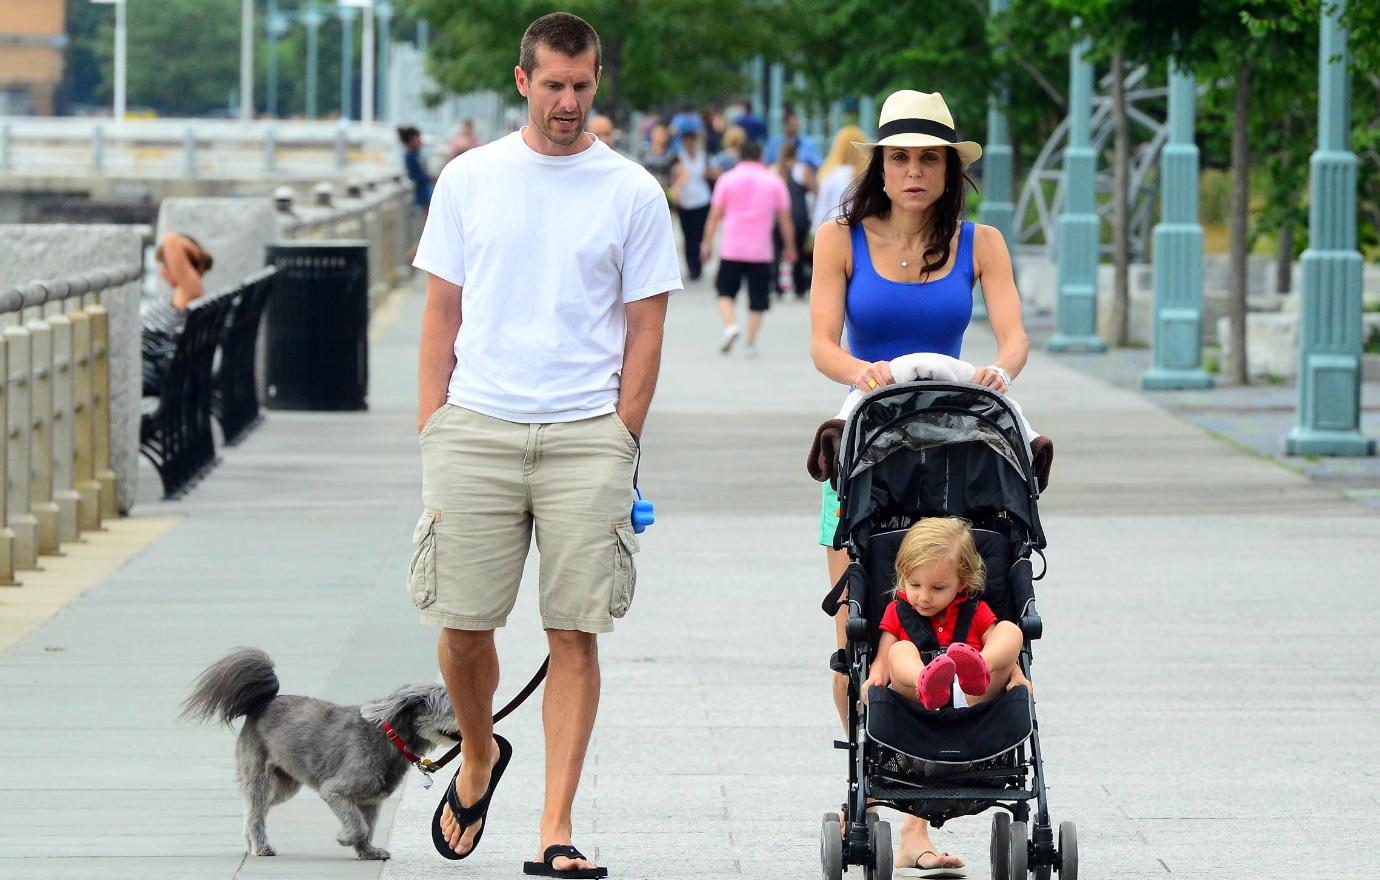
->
xmin=839 ymin=145 xmax=976 ymax=279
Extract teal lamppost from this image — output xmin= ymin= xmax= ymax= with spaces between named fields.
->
xmin=975 ymin=0 xmax=1016 ymax=321
xmin=1285 ymin=0 xmax=1375 ymax=456
xmin=1142 ymin=63 xmax=1213 ymax=389
xmin=859 ymin=94 xmax=877 ymax=140
xmin=1049 ymin=35 xmax=1105 ymax=352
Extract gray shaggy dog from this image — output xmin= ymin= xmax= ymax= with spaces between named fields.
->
xmin=182 ymin=647 xmax=458 ymax=860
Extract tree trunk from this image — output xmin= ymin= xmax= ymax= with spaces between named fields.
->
xmin=1227 ymin=61 xmax=1252 ymax=385
xmin=601 ymin=33 xmax=625 ymax=126
xmin=1275 ymin=220 xmax=1294 ymax=294
xmin=1108 ymin=51 xmax=1131 ymax=347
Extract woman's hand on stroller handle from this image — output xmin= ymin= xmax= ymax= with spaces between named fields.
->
xmin=852 ymin=360 xmax=896 ymax=392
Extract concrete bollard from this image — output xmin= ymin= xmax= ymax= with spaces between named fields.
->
xmin=69 ymin=304 xmax=102 ymax=532
xmin=264 ymin=127 xmax=277 ymax=173
xmin=46 ymin=302 xmax=79 ymax=543
xmin=5 ymin=319 xmax=39 ymax=569
xmin=274 ymin=186 xmax=295 ymax=214
xmin=21 ymin=285 xmax=60 ymax=556
xmin=183 ymin=128 xmax=198 ymax=177
xmin=92 ymin=125 xmax=105 ymax=172
xmin=86 ymin=280 xmax=118 ymax=519
xmin=0 ymin=295 xmax=16 ymax=586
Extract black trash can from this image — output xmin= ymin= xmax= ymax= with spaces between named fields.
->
xmin=264 ymin=240 xmax=369 ymax=410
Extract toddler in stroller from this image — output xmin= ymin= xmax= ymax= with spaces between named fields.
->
xmin=869 ymin=517 xmax=1029 ymax=712
xmin=813 ymin=381 xmax=1075 ymax=880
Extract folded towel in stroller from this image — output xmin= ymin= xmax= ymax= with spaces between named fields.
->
xmin=807 ymin=353 xmax=1054 ymax=491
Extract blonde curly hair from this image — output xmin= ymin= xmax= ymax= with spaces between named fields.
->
xmin=893 ymin=517 xmax=986 ymax=598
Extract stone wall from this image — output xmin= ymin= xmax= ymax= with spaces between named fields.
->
xmin=0 ymin=224 xmax=145 ymax=513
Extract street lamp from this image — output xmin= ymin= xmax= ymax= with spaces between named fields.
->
xmin=88 ymin=0 xmax=126 ymax=121
xmin=340 ymin=0 xmax=374 ymax=124
xmin=240 ymin=0 xmax=254 ymax=120
xmin=338 ymin=3 xmax=357 ymax=121
xmin=266 ymin=1 xmax=291 ymax=118
xmin=301 ymin=1 xmax=324 ymax=118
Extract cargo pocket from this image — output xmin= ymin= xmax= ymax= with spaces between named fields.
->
xmin=610 ymin=523 xmax=640 ymax=618
xmin=408 ymin=508 xmax=441 ymax=609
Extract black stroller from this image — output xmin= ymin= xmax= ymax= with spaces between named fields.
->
xmin=815 ymin=382 xmax=1074 ymax=880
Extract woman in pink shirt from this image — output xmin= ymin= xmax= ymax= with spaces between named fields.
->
xmin=700 ymin=140 xmax=797 ymax=356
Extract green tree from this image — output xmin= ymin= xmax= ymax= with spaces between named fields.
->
xmin=402 ymin=0 xmax=771 ymax=123
xmin=88 ymin=0 xmax=244 ymax=117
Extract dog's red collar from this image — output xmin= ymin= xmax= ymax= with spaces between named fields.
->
xmin=382 ymin=721 xmax=431 ymax=770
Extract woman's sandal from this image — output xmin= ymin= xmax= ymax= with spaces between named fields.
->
xmin=898 ymin=849 xmax=967 ymax=878
xmin=917 ymin=654 xmax=956 ymax=710
xmin=522 ymin=843 xmax=609 ymax=878
xmin=944 ymin=643 xmax=990 ymax=696
xmin=430 ymin=734 xmax=513 ymax=860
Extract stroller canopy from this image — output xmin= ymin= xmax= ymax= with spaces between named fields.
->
xmin=836 ymin=383 xmax=1045 ymax=551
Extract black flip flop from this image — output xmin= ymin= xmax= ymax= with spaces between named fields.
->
xmin=429 ymin=734 xmax=512 ymax=860
xmin=522 ymin=843 xmax=609 ymax=878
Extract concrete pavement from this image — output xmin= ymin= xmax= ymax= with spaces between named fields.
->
xmin=1 ymin=271 xmax=1377 ymax=879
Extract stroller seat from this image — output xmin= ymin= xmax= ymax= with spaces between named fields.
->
xmin=866 ymin=684 xmax=1033 ymax=766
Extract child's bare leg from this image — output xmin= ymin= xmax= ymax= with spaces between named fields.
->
xmin=968 ymin=621 xmax=1023 ymax=705
xmin=887 ymin=640 xmax=925 ymax=696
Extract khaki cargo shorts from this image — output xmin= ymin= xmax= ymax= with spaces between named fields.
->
xmin=409 ymin=405 xmax=640 ymax=633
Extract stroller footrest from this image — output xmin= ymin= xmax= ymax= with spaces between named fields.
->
xmin=871 ymin=785 xmax=1034 ymax=802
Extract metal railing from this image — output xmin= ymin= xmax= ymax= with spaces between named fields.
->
xmin=0 ymin=117 xmax=399 ymax=179
xmin=0 ymin=266 xmax=136 ymax=585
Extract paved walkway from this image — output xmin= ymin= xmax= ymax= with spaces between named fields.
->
xmin=1 ymin=272 xmax=1377 ymax=879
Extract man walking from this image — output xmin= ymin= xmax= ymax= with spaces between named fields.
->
xmin=700 ymin=138 xmax=796 ymax=356
xmin=411 ymin=12 xmax=681 ymax=877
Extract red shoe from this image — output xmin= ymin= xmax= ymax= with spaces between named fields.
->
xmin=947 ymin=643 xmax=990 ymax=696
xmin=917 ymin=654 xmax=956 ymax=710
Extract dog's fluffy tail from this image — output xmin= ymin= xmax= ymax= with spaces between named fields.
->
xmin=181 ymin=647 xmax=280 ymax=725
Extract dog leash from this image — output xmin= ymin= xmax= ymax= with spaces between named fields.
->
xmin=383 ymin=655 xmax=550 ymax=789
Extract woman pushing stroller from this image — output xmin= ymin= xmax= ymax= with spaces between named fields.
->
xmin=809 ymin=89 xmax=1030 ymax=873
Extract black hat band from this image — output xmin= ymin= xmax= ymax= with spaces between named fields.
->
xmin=876 ymin=118 xmax=958 ymax=143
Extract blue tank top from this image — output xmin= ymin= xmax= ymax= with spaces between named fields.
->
xmin=845 ymin=220 xmax=975 ymax=363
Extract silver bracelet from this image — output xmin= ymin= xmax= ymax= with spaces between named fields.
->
xmin=987 ymin=365 xmax=1012 ymax=387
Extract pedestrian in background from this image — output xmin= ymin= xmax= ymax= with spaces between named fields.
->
xmin=772 ymin=137 xmax=815 ymax=300
xmin=712 ymin=125 xmax=747 ymax=178
xmin=812 ymin=124 xmax=869 ymax=233
xmin=764 ymin=106 xmax=823 ymax=170
xmin=700 ymin=138 xmax=796 ymax=356
xmin=640 ymin=122 xmax=676 ymax=193
xmin=589 ymin=113 xmax=618 ymax=149
xmin=671 ymin=131 xmax=713 ymax=281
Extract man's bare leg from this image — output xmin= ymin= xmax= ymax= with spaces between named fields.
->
xmin=437 ymin=627 xmax=500 ymax=855
xmin=536 ymin=628 xmax=601 ymax=873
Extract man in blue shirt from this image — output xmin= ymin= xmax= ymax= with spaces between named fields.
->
xmin=764 ymin=108 xmax=821 ymax=168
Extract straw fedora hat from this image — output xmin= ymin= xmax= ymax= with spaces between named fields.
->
xmin=853 ymin=90 xmax=982 ymax=168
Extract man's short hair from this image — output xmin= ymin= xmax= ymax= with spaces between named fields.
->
xmin=519 ymin=12 xmax=601 ymax=75
xmin=739 ymin=139 xmax=763 ymax=162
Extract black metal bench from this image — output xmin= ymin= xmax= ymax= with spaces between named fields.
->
xmin=212 ymin=268 xmax=276 ymax=445
xmin=140 ymin=267 xmax=277 ymax=499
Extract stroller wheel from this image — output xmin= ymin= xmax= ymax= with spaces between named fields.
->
xmin=820 ymin=813 xmax=843 ymax=880
xmin=867 ymin=818 xmax=892 ymax=880
xmin=1058 ymin=821 xmax=1078 ymax=880
xmin=990 ymin=812 xmax=1011 ymax=880
xmin=1008 ymin=820 xmax=1029 ymax=879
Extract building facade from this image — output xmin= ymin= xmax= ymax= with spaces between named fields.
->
xmin=0 ymin=0 xmax=67 ymax=115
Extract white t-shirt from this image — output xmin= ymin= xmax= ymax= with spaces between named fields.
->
xmin=414 ymin=131 xmax=683 ymax=423
xmin=812 ymin=164 xmax=858 ymax=234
